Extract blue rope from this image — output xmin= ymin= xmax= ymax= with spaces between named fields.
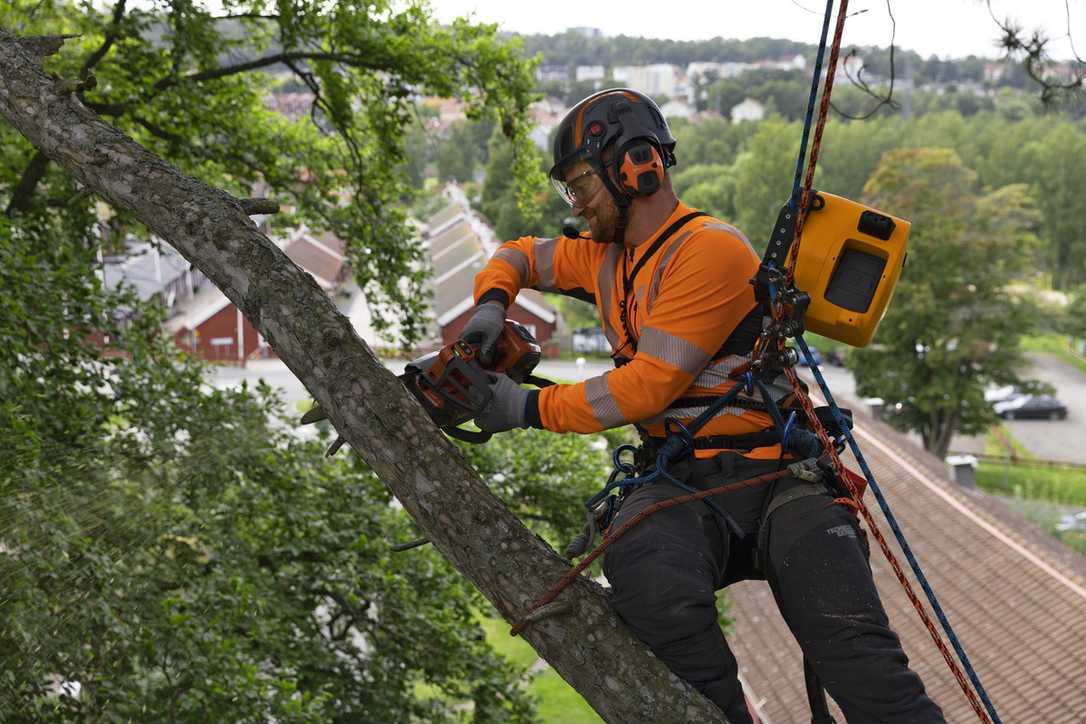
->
xmin=791 ymin=0 xmax=835 ymax=206
xmin=794 ymin=335 xmax=1002 ymax=724
xmin=588 ymin=379 xmax=750 ymax=511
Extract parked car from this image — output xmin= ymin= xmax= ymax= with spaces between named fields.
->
xmin=571 ymin=327 xmax=609 ymax=355
xmin=984 ymin=384 xmax=1019 ymax=404
xmin=823 ymin=347 xmax=847 ymax=367
xmin=1056 ymin=511 xmax=1086 ymax=533
xmin=993 ymin=394 xmax=1068 ymax=420
xmin=797 ymin=345 xmax=822 ymax=367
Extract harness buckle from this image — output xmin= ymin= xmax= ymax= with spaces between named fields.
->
xmin=660 ymin=418 xmax=694 ymax=463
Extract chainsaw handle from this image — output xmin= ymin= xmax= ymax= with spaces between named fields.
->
xmin=444 ymin=426 xmax=492 ymax=444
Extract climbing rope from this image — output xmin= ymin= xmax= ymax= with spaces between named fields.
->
xmin=509 ymin=467 xmax=791 ymax=637
xmin=770 ymin=2 xmax=1000 ymax=721
xmin=513 ymin=4 xmax=1002 ymax=723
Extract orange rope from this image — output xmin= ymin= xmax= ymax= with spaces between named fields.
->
xmin=509 ymin=468 xmax=790 ymax=636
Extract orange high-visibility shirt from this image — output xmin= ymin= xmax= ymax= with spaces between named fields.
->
xmin=473 ymin=202 xmax=782 ymax=458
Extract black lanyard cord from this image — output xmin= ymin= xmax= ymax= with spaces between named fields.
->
xmin=616 ymin=211 xmax=708 ymax=356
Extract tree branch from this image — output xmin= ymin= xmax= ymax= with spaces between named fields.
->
xmin=240 ymin=198 xmax=279 ymax=215
xmin=831 ymin=0 xmax=900 ymax=120
xmin=5 ymin=149 xmax=50 ymax=216
xmin=0 ymin=28 xmax=727 ymax=722
xmin=987 ymin=0 xmax=1085 ymax=104
xmin=151 ymin=51 xmax=385 ymax=94
xmin=8 ymin=0 xmax=128 ymax=216
xmin=15 ymin=34 xmax=77 ymax=59
xmin=79 ymin=0 xmax=127 ymax=77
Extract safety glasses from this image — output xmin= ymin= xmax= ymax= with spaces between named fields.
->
xmin=551 ymin=167 xmax=600 ymax=208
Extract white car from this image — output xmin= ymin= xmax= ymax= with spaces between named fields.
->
xmin=1056 ymin=511 xmax=1086 ymax=533
xmin=984 ymin=384 xmax=1018 ymax=403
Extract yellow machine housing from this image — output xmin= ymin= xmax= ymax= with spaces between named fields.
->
xmin=791 ymin=192 xmax=910 ymax=347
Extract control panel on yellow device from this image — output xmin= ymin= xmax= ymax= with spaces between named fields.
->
xmin=791 ymin=192 xmax=910 ymax=348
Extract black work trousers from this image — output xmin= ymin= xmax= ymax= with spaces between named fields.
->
xmin=602 ymin=452 xmax=945 ymax=723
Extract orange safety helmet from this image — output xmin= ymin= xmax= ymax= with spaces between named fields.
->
xmin=550 ymin=88 xmax=676 ymax=208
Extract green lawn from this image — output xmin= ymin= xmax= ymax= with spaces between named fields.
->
xmin=995 ymin=494 xmax=1086 ymax=556
xmin=527 ymin=668 xmax=603 ymax=723
xmin=1019 ymin=333 xmax=1086 ymax=375
xmin=977 ymin=426 xmax=1086 ymax=506
xmin=978 ymin=424 xmax=1086 ymax=555
xmin=478 ymin=611 xmax=602 ymax=722
xmin=477 ymin=611 xmax=537 ymax=671
xmin=976 ymin=460 xmax=1086 ymax=506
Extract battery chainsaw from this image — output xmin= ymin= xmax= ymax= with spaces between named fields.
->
xmin=300 ymin=319 xmax=552 ymax=453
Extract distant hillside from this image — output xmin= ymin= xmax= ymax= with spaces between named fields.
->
xmin=509 ymin=30 xmax=1035 ymax=89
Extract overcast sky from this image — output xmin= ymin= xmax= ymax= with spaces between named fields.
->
xmin=428 ymin=0 xmax=1086 ymax=62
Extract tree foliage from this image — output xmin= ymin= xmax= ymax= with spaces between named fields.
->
xmin=850 ymin=148 xmax=1042 ymax=457
xmin=0 ymin=1 xmax=597 ymax=718
xmin=0 ymin=206 xmax=627 ymax=717
xmin=2 ymin=0 xmax=542 ymax=346
xmin=477 ymin=126 xmax=568 ymax=242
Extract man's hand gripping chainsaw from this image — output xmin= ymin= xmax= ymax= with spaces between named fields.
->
xmin=300 ymin=320 xmax=552 ymax=453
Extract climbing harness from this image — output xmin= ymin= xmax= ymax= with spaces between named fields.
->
xmin=516 ymin=2 xmax=1003 ymax=723
xmin=617 ymin=211 xmax=708 ymax=357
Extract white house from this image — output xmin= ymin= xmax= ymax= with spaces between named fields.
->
xmin=575 ymin=65 xmax=606 ymax=82
xmin=612 ymin=64 xmax=681 ymax=99
xmin=731 ymin=97 xmax=766 ymax=123
xmin=660 ymin=99 xmax=695 ymax=120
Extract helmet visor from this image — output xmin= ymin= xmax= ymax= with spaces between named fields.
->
xmin=551 ymin=167 xmax=600 ymax=208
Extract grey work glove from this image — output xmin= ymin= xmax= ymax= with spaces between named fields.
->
xmin=459 ymin=300 xmax=506 ymax=365
xmin=474 ymin=373 xmax=529 ymax=434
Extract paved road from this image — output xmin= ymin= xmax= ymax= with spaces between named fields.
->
xmin=801 ymin=353 xmax=1086 ymax=464
xmin=210 ymin=356 xmax=614 ymax=411
xmin=213 ymin=352 xmax=1085 ymax=462
xmin=1005 ymin=353 xmax=1086 ymax=464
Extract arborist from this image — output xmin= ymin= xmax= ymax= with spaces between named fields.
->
xmin=459 ymin=88 xmax=944 ymax=723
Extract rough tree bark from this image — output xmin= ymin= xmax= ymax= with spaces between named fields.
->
xmin=0 ymin=31 xmax=731 ymax=723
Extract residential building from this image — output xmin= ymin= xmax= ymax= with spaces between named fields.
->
xmin=568 ymin=27 xmax=602 ymax=39
xmin=984 ymin=61 xmax=1009 ymax=84
xmin=417 ymin=185 xmax=559 ymax=356
xmin=101 ymin=238 xmax=206 ymax=318
xmin=687 ymin=61 xmax=753 ymax=83
xmin=576 ymin=65 xmax=606 ymax=82
xmin=166 ymin=226 xmax=347 ymax=364
xmin=537 ymin=65 xmax=570 ymax=83
xmin=660 ymin=99 xmax=695 ymax=120
xmin=731 ymin=97 xmax=766 ymax=123
xmin=612 ymin=64 xmax=681 ymax=99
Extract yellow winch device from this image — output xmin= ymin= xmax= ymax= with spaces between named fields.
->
xmin=774 ymin=191 xmax=910 ymax=348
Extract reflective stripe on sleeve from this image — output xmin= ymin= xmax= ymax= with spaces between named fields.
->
xmin=642 ymin=401 xmax=747 ymax=427
xmin=638 ymin=327 xmax=711 ymax=375
xmin=533 ymin=237 xmax=558 ymax=291
xmin=692 ymin=354 xmax=749 ymax=388
xmin=493 ymin=247 xmax=530 ymax=286
xmin=585 ymin=372 xmax=627 ymax=428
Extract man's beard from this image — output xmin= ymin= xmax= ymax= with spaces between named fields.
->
xmin=588 ymin=208 xmax=617 ymax=244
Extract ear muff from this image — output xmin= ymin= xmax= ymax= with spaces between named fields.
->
xmin=617 ymin=141 xmax=664 ymax=197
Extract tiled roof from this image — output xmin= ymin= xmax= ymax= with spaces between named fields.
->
xmin=429 ymin=219 xmax=474 ymax=259
xmin=729 ymin=380 xmax=1086 ymax=723
xmin=102 ymin=240 xmax=190 ymax=301
xmin=426 ymin=202 xmax=463 ymax=233
xmin=282 ymin=228 xmax=345 ymax=288
xmin=423 ymin=192 xmax=556 ymax=327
